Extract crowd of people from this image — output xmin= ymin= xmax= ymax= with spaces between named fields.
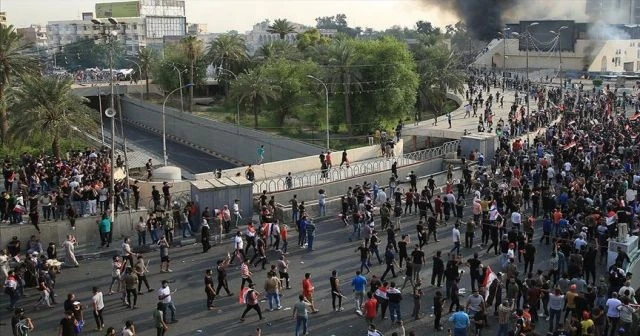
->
xmin=3 ymin=69 xmax=640 ymax=336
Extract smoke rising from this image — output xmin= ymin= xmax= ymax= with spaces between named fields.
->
xmin=418 ymin=0 xmax=633 ymax=40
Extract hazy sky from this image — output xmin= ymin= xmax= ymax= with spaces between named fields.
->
xmin=2 ymin=0 xmax=458 ymax=32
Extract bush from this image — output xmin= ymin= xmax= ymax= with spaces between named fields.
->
xmin=592 ymin=79 xmax=603 ymax=87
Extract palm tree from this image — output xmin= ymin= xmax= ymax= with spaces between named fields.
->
xmin=230 ymin=69 xmax=280 ymax=128
xmin=0 ymin=25 xmax=38 ymax=145
xmin=267 ymin=19 xmax=295 ymax=40
xmin=255 ymin=40 xmax=300 ymax=61
xmin=324 ymin=40 xmax=361 ymax=136
xmin=136 ymin=47 xmax=154 ymax=98
xmin=207 ymin=33 xmax=248 ymax=97
xmin=207 ymin=32 xmax=248 ymax=70
xmin=181 ymin=36 xmax=205 ymax=112
xmin=418 ymin=46 xmax=465 ymax=124
xmin=10 ymin=76 xmax=96 ymax=157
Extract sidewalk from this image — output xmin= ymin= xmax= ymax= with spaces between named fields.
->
xmin=404 ymin=84 xmax=521 ymax=138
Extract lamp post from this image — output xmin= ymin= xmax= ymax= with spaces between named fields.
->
xmin=162 ymin=83 xmax=194 ymax=166
xmin=498 ymin=27 xmax=510 ymax=91
xmin=217 ymin=67 xmax=240 ymax=130
xmin=307 ymin=75 xmax=330 ymax=150
xmin=550 ymin=26 xmax=568 ymax=96
xmin=168 ymin=63 xmax=185 ymax=113
xmin=125 ymin=57 xmax=143 ymax=100
xmin=92 ymin=18 xmax=120 ymax=224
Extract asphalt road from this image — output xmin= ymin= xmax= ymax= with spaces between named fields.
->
xmin=0 ymin=200 xmax=595 ymax=336
xmin=105 ymin=120 xmax=238 ymax=174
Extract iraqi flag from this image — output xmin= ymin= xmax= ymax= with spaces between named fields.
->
xmin=482 ymin=266 xmax=497 ymax=299
xmin=238 ymin=287 xmax=249 ymax=304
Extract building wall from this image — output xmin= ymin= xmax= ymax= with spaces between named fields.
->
xmin=588 ymin=39 xmax=640 ymax=72
xmin=120 ymin=96 xmax=323 ymax=165
xmin=477 ymin=38 xmax=606 ymax=72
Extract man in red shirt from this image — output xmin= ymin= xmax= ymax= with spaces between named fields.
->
xmin=302 ymin=273 xmax=319 ymax=313
xmin=362 ymin=292 xmax=378 ymax=323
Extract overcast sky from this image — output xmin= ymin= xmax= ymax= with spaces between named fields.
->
xmin=2 ymin=0 xmax=458 ymax=33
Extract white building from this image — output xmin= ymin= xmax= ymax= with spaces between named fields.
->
xmin=47 ymin=0 xmax=186 ymax=54
xmin=588 ymin=40 xmax=640 ymax=72
xmin=244 ymin=20 xmax=336 ymax=54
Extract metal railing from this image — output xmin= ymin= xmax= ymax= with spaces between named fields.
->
xmin=253 ymin=140 xmax=460 ymax=194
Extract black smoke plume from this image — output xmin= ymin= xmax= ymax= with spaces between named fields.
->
xmin=421 ymin=0 xmax=518 ymax=41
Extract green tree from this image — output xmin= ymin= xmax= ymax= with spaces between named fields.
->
xmin=349 ymin=37 xmax=419 ymax=133
xmin=207 ymin=32 xmax=248 ymax=96
xmin=0 ymin=25 xmax=38 ymax=145
xmin=182 ymin=36 xmax=205 ymax=112
xmin=296 ymin=28 xmax=330 ymax=52
xmin=324 ymin=39 xmax=360 ymax=136
xmin=207 ymin=32 xmax=248 ymax=70
xmin=260 ymin=59 xmax=318 ymax=126
xmin=415 ymin=43 xmax=465 ymax=123
xmin=315 ymin=14 xmax=357 ymax=37
xmin=267 ymin=19 xmax=296 ymax=40
xmin=255 ymin=40 xmax=300 ymax=61
xmin=152 ymin=43 xmax=206 ymax=94
xmin=10 ymin=76 xmax=96 ymax=157
xmin=230 ymin=69 xmax=280 ymax=128
xmin=136 ymin=47 xmax=154 ymax=98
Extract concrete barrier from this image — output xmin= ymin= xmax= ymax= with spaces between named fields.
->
xmin=0 ymin=209 xmax=148 ymax=252
xmin=265 ymin=158 xmax=471 ymax=224
xmin=216 ymin=140 xmax=404 ymax=182
xmin=120 ymin=97 xmax=323 ymax=165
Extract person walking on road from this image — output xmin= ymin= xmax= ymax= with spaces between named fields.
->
xmin=257 ymin=145 xmax=265 ymax=164
xmin=240 ymin=283 xmax=263 ymax=322
xmin=329 ymin=270 xmax=344 ymax=312
xmin=293 ymin=294 xmax=312 ymax=336
xmin=352 ymin=271 xmax=368 ymax=314
xmin=302 ymin=273 xmax=319 ymax=313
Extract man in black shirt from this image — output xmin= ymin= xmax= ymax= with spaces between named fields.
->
xmin=398 ymin=235 xmax=409 ymax=268
xmin=151 ymin=186 xmax=161 ymax=212
xmin=356 ymin=242 xmax=371 ymax=274
xmin=431 ymin=250 xmax=444 ymax=287
xmin=58 ymin=310 xmax=77 ymax=336
xmin=466 ymin=253 xmax=482 ymax=292
xmin=131 ymin=181 xmax=140 ymax=210
xmin=426 ymin=215 xmax=439 ymax=243
xmin=216 ymin=256 xmax=233 ymax=296
xmin=411 ymin=245 xmax=425 ymax=283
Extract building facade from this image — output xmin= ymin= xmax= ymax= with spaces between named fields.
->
xmin=47 ymin=0 xmax=186 ymax=54
xmin=244 ymin=20 xmax=336 ymax=54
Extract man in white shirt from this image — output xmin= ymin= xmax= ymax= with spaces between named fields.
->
xmin=563 ymin=161 xmax=571 ymax=172
xmin=510 ymin=211 xmax=521 ymax=230
xmin=376 ymin=189 xmax=387 ymax=204
xmin=450 ymin=223 xmax=461 ymax=255
xmin=232 ymin=199 xmax=242 ymax=228
xmin=574 ymin=236 xmax=587 ymax=252
xmin=605 ymin=292 xmax=622 ymax=333
xmin=231 ymin=231 xmax=245 ymax=265
xmin=618 ymin=281 xmax=637 ymax=303
xmin=157 ymin=280 xmax=178 ymax=324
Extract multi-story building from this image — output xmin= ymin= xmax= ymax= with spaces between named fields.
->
xmin=17 ymin=25 xmax=48 ymax=49
xmin=47 ymin=0 xmax=186 ymax=54
xmin=244 ymin=20 xmax=336 ymax=54
xmin=586 ymin=0 xmax=640 ymax=24
xmin=187 ymin=23 xmax=207 ymax=36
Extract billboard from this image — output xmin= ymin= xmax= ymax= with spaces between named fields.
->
xmin=95 ymin=1 xmax=140 ymax=18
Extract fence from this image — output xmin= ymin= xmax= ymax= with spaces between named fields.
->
xmin=253 ymin=140 xmax=459 ymax=194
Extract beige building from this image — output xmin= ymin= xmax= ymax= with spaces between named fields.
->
xmin=588 ymin=39 xmax=640 ymax=72
xmin=244 ymin=20 xmax=336 ymax=54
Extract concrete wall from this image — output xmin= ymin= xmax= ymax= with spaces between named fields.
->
xmin=476 ymin=38 xmax=606 ymax=71
xmin=209 ymin=140 xmax=403 ymax=181
xmin=264 ymin=158 xmax=441 ymax=221
xmin=270 ymin=158 xmax=469 ymax=224
xmin=120 ymin=97 xmax=323 ymax=165
xmin=0 ymin=209 xmax=147 ymax=250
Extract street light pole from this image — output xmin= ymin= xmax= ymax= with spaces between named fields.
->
xmin=523 ymin=22 xmax=538 ymax=117
xmin=502 ymin=27 xmax=509 ymax=91
xmin=550 ymin=26 xmax=568 ymax=100
xmin=217 ymin=67 xmax=240 ymax=130
xmin=93 ymin=18 xmax=120 ymax=224
xmin=162 ymin=83 xmax=194 ymax=166
xmin=169 ymin=63 xmax=184 ymax=113
xmin=307 ymin=75 xmax=330 ymax=150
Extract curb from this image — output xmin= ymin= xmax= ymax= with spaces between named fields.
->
xmin=123 ymin=118 xmax=246 ymax=167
